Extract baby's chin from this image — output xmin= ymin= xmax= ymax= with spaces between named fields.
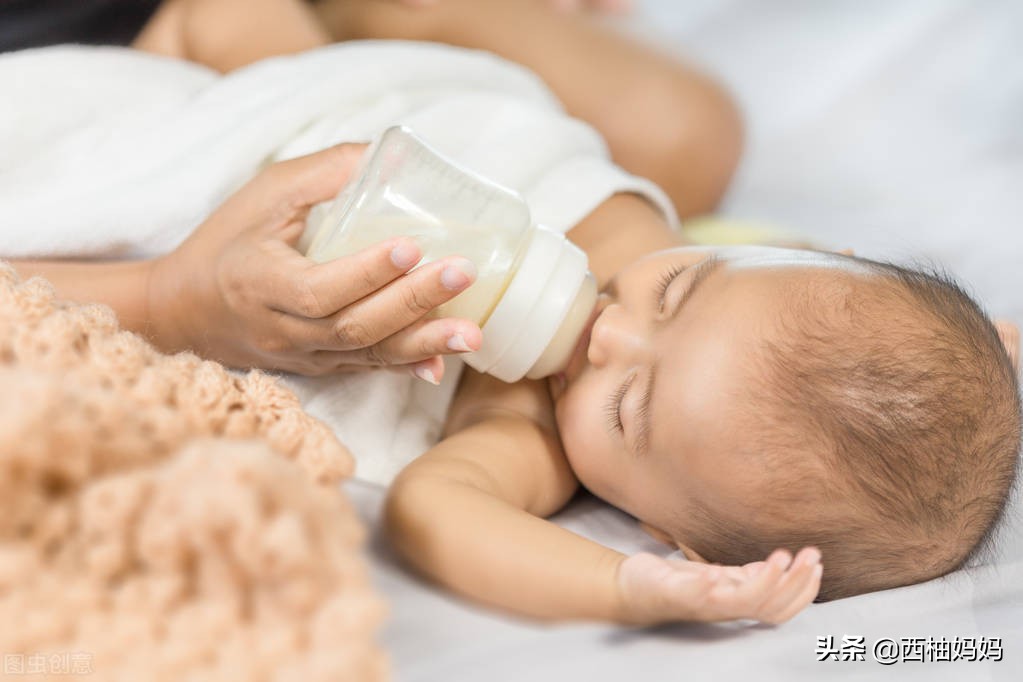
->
xmin=549 ymin=380 xmax=569 ymax=429
xmin=546 ymin=332 xmax=592 ymax=404
xmin=546 ymin=372 xmax=568 ymax=403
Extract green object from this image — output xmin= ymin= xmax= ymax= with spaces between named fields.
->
xmin=682 ymin=216 xmax=809 ymax=247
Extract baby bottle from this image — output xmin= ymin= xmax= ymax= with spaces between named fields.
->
xmin=301 ymin=126 xmax=597 ymax=382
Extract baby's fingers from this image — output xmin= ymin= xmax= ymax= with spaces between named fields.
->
xmin=753 ymin=547 xmax=822 ymax=624
xmin=716 ymin=549 xmax=792 ymax=618
xmin=770 ymin=562 xmax=823 ymax=625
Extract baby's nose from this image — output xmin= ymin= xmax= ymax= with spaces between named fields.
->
xmin=587 ymin=303 xmax=649 ymax=367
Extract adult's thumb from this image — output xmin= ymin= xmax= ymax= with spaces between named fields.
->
xmin=264 ymin=143 xmax=369 ymax=209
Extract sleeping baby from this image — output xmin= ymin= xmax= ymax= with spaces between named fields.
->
xmin=383 ymin=193 xmax=1022 ymax=626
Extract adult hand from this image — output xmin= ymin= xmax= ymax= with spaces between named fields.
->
xmin=149 ymin=144 xmax=482 ymax=382
xmin=615 ymin=547 xmax=822 ymax=625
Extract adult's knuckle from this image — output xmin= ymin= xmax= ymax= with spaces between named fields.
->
xmin=255 ymin=335 xmax=290 ymax=356
xmin=333 ymin=316 xmax=373 ymax=350
xmin=416 ymin=334 xmax=438 ymax=358
xmin=362 ymin=342 xmax=391 ymax=366
xmin=280 ymin=185 xmax=312 ymax=216
xmin=218 ymin=265 xmax=250 ymax=306
xmin=326 ymin=143 xmax=366 ymax=176
xmin=349 ymin=258 xmax=379 ymax=292
xmin=291 ymin=277 xmax=325 ymax=318
xmin=399 ymin=285 xmax=432 ymax=317
xmin=261 ymin=176 xmax=309 ymax=224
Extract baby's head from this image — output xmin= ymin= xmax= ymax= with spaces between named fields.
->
xmin=550 ymin=246 xmax=1021 ymax=600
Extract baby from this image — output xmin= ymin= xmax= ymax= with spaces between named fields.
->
xmin=384 ymin=194 xmax=1022 ymax=626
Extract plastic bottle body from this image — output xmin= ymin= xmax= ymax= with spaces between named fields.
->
xmin=309 ymin=216 xmax=523 ymax=326
xmin=303 ymin=126 xmax=596 ymax=382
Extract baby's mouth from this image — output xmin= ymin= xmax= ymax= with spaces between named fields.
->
xmin=558 ymin=298 xmax=606 ymax=386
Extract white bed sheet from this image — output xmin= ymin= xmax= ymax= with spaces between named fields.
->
xmin=351 ymin=1 xmax=1023 ymax=679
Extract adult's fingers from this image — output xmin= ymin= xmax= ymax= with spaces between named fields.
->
xmin=268 ymin=237 xmax=424 ymax=318
xmin=308 ymin=315 xmax=482 ymax=367
xmin=308 ymin=256 xmax=478 ymax=351
xmin=363 ymin=315 xmax=482 ymax=365
xmin=259 ymin=143 xmax=369 ymax=211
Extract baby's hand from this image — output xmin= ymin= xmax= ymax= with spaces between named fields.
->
xmin=149 ymin=144 xmax=481 ymax=379
xmin=615 ymin=548 xmax=822 ymax=626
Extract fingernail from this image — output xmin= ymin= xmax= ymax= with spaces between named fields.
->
xmin=446 ymin=333 xmax=473 ymax=352
xmin=390 ymin=240 xmax=421 ymax=270
xmin=804 ymin=548 xmax=822 ymax=565
xmin=813 ymin=564 xmax=823 ymax=580
xmin=441 ymin=258 xmax=477 ymax=291
xmin=413 ymin=366 xmax=439 ymax=385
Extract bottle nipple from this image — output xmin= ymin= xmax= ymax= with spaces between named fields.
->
xmin=526 ymin=273 xmax=598 ymax=379
xmin=463 ymin=226 xmax=593 ymax=382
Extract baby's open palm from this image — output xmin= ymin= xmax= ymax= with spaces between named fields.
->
xmin=616 ymin=548 xmax=822 ymax=626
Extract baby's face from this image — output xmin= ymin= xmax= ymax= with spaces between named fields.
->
xmin=549 ymin=245 xmax=870 ymax=549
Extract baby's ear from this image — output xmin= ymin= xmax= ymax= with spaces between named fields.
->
xmin=993 ymin=319 xmax=1019 ymax=371
xmin=675 ymin=542 xmax=709 ymax=563
xmin=639 ymin=521 xmax=676 ymax=547
xmin=640 ymin=522 xmax=710 ymax=562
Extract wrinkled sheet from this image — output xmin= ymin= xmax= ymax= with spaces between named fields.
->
xmin=358 ymin=1 xmax=1023 ymax=679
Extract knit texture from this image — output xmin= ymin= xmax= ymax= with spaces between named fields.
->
xmin=0 ymin=263 xmax=387 ymax=681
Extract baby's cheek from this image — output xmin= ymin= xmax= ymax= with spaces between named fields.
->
xmin=557 ymin=394 xmax=616 ymax=490
xmin=553 ymin=394 xmax=579 ymax=450
xmin=554 ymin=391 xmax=591 ymax=462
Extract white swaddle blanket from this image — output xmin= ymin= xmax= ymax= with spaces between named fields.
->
xmin=0 ymin=41 xmax=676 ymax=483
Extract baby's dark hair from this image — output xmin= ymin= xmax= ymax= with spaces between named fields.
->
xmin=686 ymin=256 xmax=1021 ymax=600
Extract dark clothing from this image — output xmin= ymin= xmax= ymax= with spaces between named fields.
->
xmin=0 ymin=0 xmax=162 ymax=53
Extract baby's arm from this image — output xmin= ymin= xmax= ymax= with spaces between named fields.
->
xmin=386 ymin=375 xmax=626 ymax=620
xmin=385 ymin=372 xmax=822 ymax=625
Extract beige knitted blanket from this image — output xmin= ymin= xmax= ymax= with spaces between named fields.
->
xmin=0 ymin=264 xmax=386 ymax=681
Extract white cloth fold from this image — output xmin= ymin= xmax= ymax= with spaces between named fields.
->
xmin=0 ymin=41 xmax=676 ymax=483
